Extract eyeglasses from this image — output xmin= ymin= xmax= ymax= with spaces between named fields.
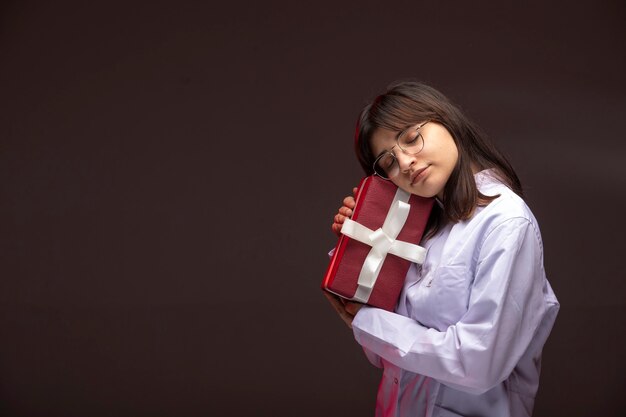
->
xmin=372 ymin=121 xmax=429 ymax=180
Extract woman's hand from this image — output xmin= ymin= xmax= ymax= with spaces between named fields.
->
xmin=331 ymin=187 xmax=359 ymax=236
xmin=323 ymin=291 xmax=364 ymax=329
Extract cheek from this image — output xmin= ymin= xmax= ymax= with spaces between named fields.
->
xmin=447 ymin=137 xmax=460 ymax=163
xmin=451 ymin=143 xmax=460 ymax=162
xmin=390 ymin=178 xmax=407 ymax=189
xmin=445 ymin=150 xmax=459 ymax=171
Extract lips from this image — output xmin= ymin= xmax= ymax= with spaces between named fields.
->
xmin=410 ymin=166 xmax=429 ymax=185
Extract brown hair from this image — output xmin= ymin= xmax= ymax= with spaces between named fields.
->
xmin=355 ymin=80 xmax=523 ymax=238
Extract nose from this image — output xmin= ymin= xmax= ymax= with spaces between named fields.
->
xmin=395 ymin=151 xmax=415 ymax=173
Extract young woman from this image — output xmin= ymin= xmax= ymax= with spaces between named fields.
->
xmin=325 ymin=81 xmax=559 ymax=417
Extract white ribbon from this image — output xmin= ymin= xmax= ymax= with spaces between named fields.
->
xmin=340 ymin=188 xmax=427 ymax=303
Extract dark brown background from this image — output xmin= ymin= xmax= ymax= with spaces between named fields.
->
xmin=1 ymin=1 xmax=624 ymax=416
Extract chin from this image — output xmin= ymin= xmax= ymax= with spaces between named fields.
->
xmin=397 ymin=185 xmax=430 ymax=198
xmin=408 ymin=183 xmax=441 ymax=199
xmin=393 ymin=179 xmax=439 ymax=199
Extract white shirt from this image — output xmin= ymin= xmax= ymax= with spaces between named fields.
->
xmin=351 ymin=170 xmax=559 ymax=417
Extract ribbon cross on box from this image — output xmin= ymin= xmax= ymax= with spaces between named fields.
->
xmin=322 ymin=175 xmax=434 ymax=311
xmin=340 ymin=187 xmax=427 ymax=303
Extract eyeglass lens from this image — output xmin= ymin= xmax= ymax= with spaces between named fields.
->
xmin=375 ymin=153 xmax=399 ymax=179
xmin=374 ymin=126 xmax=425 ymax=179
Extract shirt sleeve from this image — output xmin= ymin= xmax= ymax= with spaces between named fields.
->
xmin=351 ymin=217 xmax=549 ymax=394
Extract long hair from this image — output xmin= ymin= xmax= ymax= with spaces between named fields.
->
xmin=355 ymin=80 xmax=522 ymax=238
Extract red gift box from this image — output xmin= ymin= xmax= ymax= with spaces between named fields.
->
xmin=322 ymin=176 xmax=434 ymax=311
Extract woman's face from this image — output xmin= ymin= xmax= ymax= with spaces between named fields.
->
xmin=370 ymin=122 xmax=459 ymax=199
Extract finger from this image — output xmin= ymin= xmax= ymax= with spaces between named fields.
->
xmin=324 ymin=292 xmax=349 ymax=317
xmin=336 ymin=308 xmax=354 ymax=328
xmin=353 ymin=187 xmax=358 ymax=196
xmin=333 ymin=223 xmax=344 ymax=235
xmin=343 ymin=196 xmax=356 ymax=209
xmin=345 ymin=301 xmax=363 ymax=316
xmin=323 ymin=292 xmax=354 ymax=328
xmin=323 ymin=291 xmax=343 ymax=312
xmin=345 ymin=302 xmax=356 ymax=315
xmin=334 ymin=214 xmax=345 ymax=224
xmin=339 ymin=206 xmax=353 ymax=217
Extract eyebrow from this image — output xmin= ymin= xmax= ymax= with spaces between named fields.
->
xmin=374 ymin=128 xmax=408 ymax=159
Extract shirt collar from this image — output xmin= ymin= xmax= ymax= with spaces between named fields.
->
xmin=474 ymin=168 xmax=500 ymax=190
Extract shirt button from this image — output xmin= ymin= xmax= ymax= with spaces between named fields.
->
xmin=393 ymin=377 xmax=398 ymax=384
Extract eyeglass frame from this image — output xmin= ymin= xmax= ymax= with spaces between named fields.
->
xmin=371 ymin=121 xmax=430 ymax=181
